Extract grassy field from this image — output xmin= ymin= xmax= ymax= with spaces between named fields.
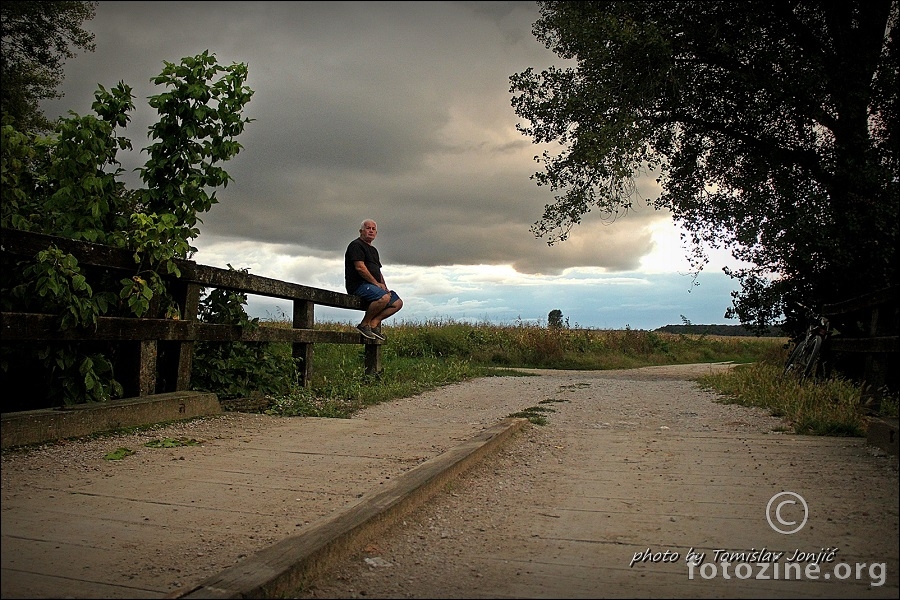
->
xmin=257 ymin=319 xmax=897 ymax=436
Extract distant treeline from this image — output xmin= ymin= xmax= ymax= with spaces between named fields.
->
xmin=654 ymin=324 xmax=786 ymax=337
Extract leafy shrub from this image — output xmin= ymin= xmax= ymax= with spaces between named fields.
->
xmin=1 ymin=51 xmax=253 ymax=406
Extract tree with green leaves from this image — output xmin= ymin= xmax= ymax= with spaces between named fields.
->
xmin=510 ymin=1 xmax=898 ymax=333
xmin=548 ymin=308 xmax=564 ymax=328
xmin=1 ymin=50 xmax=256 ymax=406
xmin=1 ymin=1 xmax=98 ymax=132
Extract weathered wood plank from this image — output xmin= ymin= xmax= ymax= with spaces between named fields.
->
xmin=823 ymin=285 xmax=898 ymax=316
xmin=182 ymin=262 xmax=365 ymax=310
xmin=830 ymin=336 xmax=899 ymax=353
xmin=0 ymin=313 xmax=375 ymax=345
xmin=1 ymin=226 xmax=138 ymax=270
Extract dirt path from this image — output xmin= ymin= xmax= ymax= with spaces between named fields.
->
xmin=297 ymin=364 xmax=899 ymax=599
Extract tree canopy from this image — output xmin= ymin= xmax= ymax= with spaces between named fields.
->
xmin=1 ymin=1 xmax=97 ymax=131
xmin=510 ymin=1 xmax=898 ymax=333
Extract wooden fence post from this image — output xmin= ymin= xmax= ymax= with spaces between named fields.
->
xmin=293 ymin=299 xmax=314 ymax=387
xmin=365 ymin=344 xmax=382 ymax=379
xmin=138 ymin=340 xmax=158 ymax=396
xmin=175 ymin=282 xmax=202 ymax=391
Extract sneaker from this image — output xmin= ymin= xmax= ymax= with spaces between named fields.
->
xmin=371 ymin=327 xmax=386 ymax=341
xmin=356 ymin=324 xmax=378 ymax=339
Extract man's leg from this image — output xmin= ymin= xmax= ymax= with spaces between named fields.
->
xmin=361 ymin=295 xmax=389 ymax=326
xmin=371 ymin=297 xmax=402 ymax=328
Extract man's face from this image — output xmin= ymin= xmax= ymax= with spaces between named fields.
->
xmin=360 ymin=221 xmax=378 ymax=243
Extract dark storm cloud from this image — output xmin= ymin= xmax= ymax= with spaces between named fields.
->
xmin=38 ymin=1 xmax=745 ymax=327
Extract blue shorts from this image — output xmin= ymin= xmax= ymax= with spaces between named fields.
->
xmin=353 ymin=283 xmax=401 ymax=307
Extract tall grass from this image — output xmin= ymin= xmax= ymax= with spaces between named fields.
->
xmin=262 ymin=318 xmax=788 ymax=420
xmin=696 ymin=342 xmax=898 ymax=436
xmin=380 ymin=318 xmax=774 ymax=369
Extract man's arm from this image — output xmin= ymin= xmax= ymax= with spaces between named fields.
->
xmin=354 ymin=261 xmax=387 ymax=289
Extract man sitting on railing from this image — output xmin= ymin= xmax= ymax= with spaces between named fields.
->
xmin=344 ymin=219 xmax=403 ymax=341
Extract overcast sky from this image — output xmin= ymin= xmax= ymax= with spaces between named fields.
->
xmin=41 ymin=1 xmax=749 ymax=330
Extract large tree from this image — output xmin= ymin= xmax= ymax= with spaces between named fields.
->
xmin=510 ymin=1 xmax=898 ymax=333
xmin=1 ymin=1 xmax=97 ymax=132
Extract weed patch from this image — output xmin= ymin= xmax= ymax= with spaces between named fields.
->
xmin=509 ymin=405 xmax=557 ymax=426
xmin=103 ymin=447 xmax=135 ymax=460
xmin=144 ymin=437 xmax=202 ymax=448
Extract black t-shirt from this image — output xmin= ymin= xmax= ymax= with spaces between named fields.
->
xmin=344 ymin=237 xmax=382 ymax=294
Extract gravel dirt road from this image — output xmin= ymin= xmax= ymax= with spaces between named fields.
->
xmin=2 ymin=363 xmax=897 ymax=599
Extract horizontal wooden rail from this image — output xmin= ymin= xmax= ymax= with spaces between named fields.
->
xmin=830 ymin=336 xmax=899 ymax=354
xmin=823 ymin=285 xmax=898 ymax=316
xmin=1 ymin=313 xmax=365 ymax=344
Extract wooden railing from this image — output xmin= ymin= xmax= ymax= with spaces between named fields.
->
xmin=823 ymin=285 xmax=899 ymax=406
xmin=0 ymin=227 xmax=381 ymax=399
